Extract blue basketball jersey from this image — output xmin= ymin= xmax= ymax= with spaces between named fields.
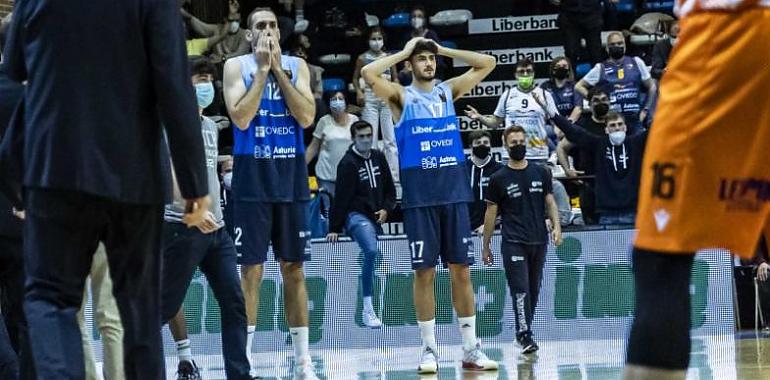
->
xmin=395 ymin=83 xmax=472 ymax=209
xmin=231 ymin=54 xmax=310 ymax=202
xmin=598 ymin=57 xmax=643 ymax=115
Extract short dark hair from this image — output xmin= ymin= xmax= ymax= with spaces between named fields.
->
xmin=367 ymin=26 xmax=385 ymax=40
xmin=409 ymin=40 xmax=438 ymax=60
xmin=411 ymin=5 xmax=426 ymax=15
xmin=350 ymin=120 xmax=373 ymax=139
xmin=248 ymin=7 xmax=276 ymax=29
xmin=605 ymin=111 xmax=625 ymax=123
xmin=188 ymin=56 xmax=216 ymax=78
xmin=503 ymin=125 xmax=526 ymax=143
xmin=468 ymin=131 xmax=492 ymax=142
xmin=322 ymin=90 xmax=346 ymax=105
xmin=515 ymin=58 xmax=534 ymax=70
xmin=587 ymin=87 xmax=609 ymax=101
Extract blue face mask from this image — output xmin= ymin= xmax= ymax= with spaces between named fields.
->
xmin=195 ymin=82 xmax=215 ymax=109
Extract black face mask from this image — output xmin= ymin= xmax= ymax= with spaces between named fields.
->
xmin=593 ymin=103 xmax=610 ymax=118
xmin=508 ymin=144 xmax=526 ymax=161
xmin=608 ymin=46 xmax=625 ymax=60
xmin=472 ymin=145 xmax=490 ymax=159
xmin=552 ymin=67 xmax=569 ymax=80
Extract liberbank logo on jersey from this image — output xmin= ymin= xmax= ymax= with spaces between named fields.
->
xmin=254 ymin=126 xmax=295 ymax=138
xmin=411 ymin=123 xmax=458 ymax=135
xmin=254 ymin=145 xmax=296 ymax=159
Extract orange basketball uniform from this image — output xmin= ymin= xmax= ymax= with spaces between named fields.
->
xmin=635 ymin=0 xmax=770 ymax=259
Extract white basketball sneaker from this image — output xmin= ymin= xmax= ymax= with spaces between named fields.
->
xmin=461 ymin=343 xmax=499 ymax=371
xmin=417 ymin=346 xmax=438 ymax=374
xmin=293 ymin=357 xmax=319 ymax=380
xmin=362 ymin=309 xmax=383 ymax=329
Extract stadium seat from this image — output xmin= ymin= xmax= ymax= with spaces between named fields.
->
xmin=383 ymin=12 xmax=410 ymax=28
xmin=642 ymin=0 xmax=675 ymax=13
xmin=616 ymin=0 xmax=637 ymax=13
xmin=365 ymin=12 xmax=379 ymax=27
xmin=322 ymin=78 xmax=346 ymax=93
xmin=440 ymin=40 xmax=458 ymax=49
xmin=430 ymin=9 xmax=473 ymax=26
xmin=319 ymin=54 xmax=352 ymax=65
xmin=575 ymin=63 xmax=592 ymax=78
xmin=630 ymin=13 xmax=675 ymax=35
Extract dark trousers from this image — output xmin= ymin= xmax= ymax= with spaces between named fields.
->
xmin=760 ymin=278 xmax=770 ymax=328
xmin=0 ymin=236 xmax=34 ymax=380
xmin=579 ymin=181 xmax=597 ymax=225
xmin=23 ymin=189 xmax=164 ymax=379
xmin=161 ymin=222 xmax=250 ymax=380
xmin=501 ymin=242 xmax=547 ymax=340
xmin=558 ymin=11 xmax=604 ymax=65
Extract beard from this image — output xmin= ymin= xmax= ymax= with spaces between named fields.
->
xmin=414 ymin=68 xmax=435 ymax=82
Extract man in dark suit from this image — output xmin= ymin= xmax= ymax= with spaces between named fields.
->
xmin=3 ymin=0 xmax=211 ymax=378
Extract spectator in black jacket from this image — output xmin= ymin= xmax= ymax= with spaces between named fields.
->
xmin=327 ymin=121 xmax=396 ymax=329
xmin=651 ymin=21 xmax=679 ymax=81
xmin=557 ymin=0 xmax=605 ymax=65
xmin=535 ymin=93 xmax=646 ymax=225
xmin=466 ymin=131 xmax=503 ymax=233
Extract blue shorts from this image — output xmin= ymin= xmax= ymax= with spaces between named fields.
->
xmin=403 ymin=203 xmax=475 ymax=270
xmin=232 ymin=201 xmax=311 ymax=265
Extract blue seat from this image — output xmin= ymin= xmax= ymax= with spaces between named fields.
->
xmin=642 ymin=1 xmax=675 ymax=12
xmin=322 ymin=78 xmax=346 ymax=93
xmin=575 ymin=63 xmax=592 ymax=78
xmin=440 ymin=40 xmax=457 ymax=49
xmin=616 ymin=0 xmax=637 ymax=13
xmin=383 ymin=12 xmax=410 ymax=28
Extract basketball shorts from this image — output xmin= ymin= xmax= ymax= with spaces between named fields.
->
xmin=233 ymin=201 xmax=311 ymax=265
xmin=635 ymin=9 xmax=770 ymax=259
xmin=403 ymin=203 xmax=475 ymax=269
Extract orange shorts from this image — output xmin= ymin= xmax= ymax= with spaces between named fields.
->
xmin=635 ymin=8 xmax=770 ymax=259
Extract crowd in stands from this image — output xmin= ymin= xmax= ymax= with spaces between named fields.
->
xmin=180 ymin=0 xmax=681 ymax=229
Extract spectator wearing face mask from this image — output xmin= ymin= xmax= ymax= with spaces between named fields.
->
xmin=353 ymin=27 xmax=400 ymax=183
xmin=540 ymin=56 xmax=583 ymax=122
xmin=305 ymin=91 xmax=359 ymax=196
xmin=466 ymin=131 xmax=504 ymax=235
xmin=576 ymin=32 xmax=657 ymax=131
xmin=464 ymin=58 xmax=558 ymax=165
xmin=556 ymin=87 xmax=611 ymax=224
xmin=181 ymin=0 xmax=250 ymax=62
xmin=538 ymin=92 xmax=647 ymax=225
xmin=651 ymin=21 xmax=680 ymax=81
xmin=326 ymin=120 xmax=396 ymax=329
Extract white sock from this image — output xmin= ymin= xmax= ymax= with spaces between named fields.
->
xmin=246 ymin=326 xmax=255 ymax=366
xmin=458 ymin=315 xmax=479 ymax=351
xmin=363 ymin=296 xmax=374 ymax=313
xmin=176 ymin=339 xmax=192 ymax=363
xmin=417 ymin=319 xmax=438 ymax=352
xmin=290 ymin=327 xmax=310 ymax=363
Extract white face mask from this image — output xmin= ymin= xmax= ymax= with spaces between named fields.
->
xmin=330 ymin=99 xmax=346 ymax=113
xmin=609 ymin=131 xmax=626 ymax=146
xmin=670 ymin=36 xmax=678 ymax=45
xmin=411 ymin=17 xmax=425 ymax=29
xmin=229 ymin=21 xmax=240 ymax=34
xmin=369 ymin=38 xmax=384 ymax=51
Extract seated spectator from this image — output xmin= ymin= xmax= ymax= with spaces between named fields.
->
xmin=556 ymin=87 xmax=611 ymax=224
xmin=464 ymin=58 xmax=558 ymax=165
xmin=540 ymin=56 xmax=583 ymax=122
xmin=466 ymin=131 xmax=504 ymax=234
xmin=576 ymin=31 xmax=657 ymax=131
xmin=181 ymin=0 xmax=250 ymax=62
xmin=556 ymin=0 xmax=604 ymax=65
xmin=305 ymin=91 xmax=359 ymax=196
xmin=537 ymin=92 xmax=647 ymax=225
xmin=327 ymin=121 xmax=396 ymax=329
xmin=651 ymin=21 xmax=679 ymax=81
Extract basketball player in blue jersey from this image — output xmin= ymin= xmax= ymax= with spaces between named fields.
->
xmin=362 ymin=37 xmax=498 ymax=374
xmin=222 ymin=7 xmax=318 ymax=380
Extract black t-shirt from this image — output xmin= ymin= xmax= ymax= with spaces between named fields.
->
xmin=571 ymin=115 xmax=605 ymax=174
xmin=486 ymin=164 xmax=553 ymax=245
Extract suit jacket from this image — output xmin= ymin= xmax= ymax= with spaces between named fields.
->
xmin=0 ymin=68 xmax=24 ymax=238
xmin=3 ymin=0 xmax=207 ymax=204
